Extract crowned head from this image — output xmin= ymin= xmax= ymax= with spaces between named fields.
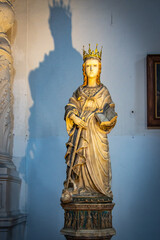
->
xmin=83 ymin=44 xmax=102 ymax=62
xmin=82 ymin=44 xmax=102 ymax=86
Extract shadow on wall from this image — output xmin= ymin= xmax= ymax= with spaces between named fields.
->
xmin=29 ymin=0 xmax=82 ymax=138
xmin=20 ymin=1 xmax=82 ymax=239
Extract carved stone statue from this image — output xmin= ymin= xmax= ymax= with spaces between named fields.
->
xmin=61 ymin=44 xmax=117 ymax=203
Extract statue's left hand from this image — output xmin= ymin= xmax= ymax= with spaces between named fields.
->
xmin=100 ymin=116 xmax=117 ymax=128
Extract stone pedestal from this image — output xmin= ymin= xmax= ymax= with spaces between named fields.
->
xmin=0 ymin=155 xmax=27 ymax=240
xmin=0 ymin=214 xmax=26 ymax=240
xmin=0 ymin=155 xmax=21 ymax=217
xmin=61 ymin=196 xmax=116 ymax=240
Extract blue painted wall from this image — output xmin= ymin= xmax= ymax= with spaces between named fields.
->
xmin=17 ymin=0 xmax=160 ymax=239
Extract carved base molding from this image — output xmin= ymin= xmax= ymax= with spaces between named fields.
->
xmin=0 ymin=154 xmax=16 ymax=170
xmin=0 ymin=155 xmax=26 ymax=240
xmin=61 ymin=196 xmax=116 ymax=240
xmin=0 ymin=214 xmax=26 ymax=240
xmin=0 ymin=165 xmax=21 ymax=217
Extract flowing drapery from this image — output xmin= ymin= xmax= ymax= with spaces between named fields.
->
xmin=64 ymin=84 xmax=115 ymax=198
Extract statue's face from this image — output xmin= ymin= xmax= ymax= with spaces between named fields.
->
xmin=85 ymin=58 xmax=99 ymax=79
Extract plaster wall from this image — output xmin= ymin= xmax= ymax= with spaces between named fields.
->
xmin=12 ymin=0 xmax=160 ymax=239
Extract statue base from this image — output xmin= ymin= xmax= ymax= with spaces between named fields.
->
xmin=61 ymin=195 xmax=116 ymax=240
xmin=0 ymin=154 xmax=27 ymax=240
xmin=0 ymin=214 xmax=26 ymax=240
xmin=0 ymin=158 xmax=21 ymax=217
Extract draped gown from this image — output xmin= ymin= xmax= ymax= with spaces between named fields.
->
xmin=64 ymin=84 xmax=116 ymax=198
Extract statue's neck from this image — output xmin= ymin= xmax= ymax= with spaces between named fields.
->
xmin=87 ymin=78 xmax=98 ymax=87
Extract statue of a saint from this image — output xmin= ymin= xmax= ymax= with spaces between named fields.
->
xmin=61 ymin=44 xmax=117 ymax=203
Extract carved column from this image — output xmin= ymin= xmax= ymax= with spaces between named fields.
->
xmin=0 ymin=0 xmax=14 ymax=159
xmin=0 ymin=1 xmax=26 ymax=239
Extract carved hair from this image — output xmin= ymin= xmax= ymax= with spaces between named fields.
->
xmin=82 ymin=60 xmax=101 ymax=86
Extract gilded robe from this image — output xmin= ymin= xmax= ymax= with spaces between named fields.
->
xmin=64 ymin=84 xmax=115 ymax=198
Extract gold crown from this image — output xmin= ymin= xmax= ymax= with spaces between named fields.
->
xmin=83 ymin=44 xmax=102 ymax=61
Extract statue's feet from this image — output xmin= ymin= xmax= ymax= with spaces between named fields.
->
xmin=78 ymin=188 xmax=91 ymax=196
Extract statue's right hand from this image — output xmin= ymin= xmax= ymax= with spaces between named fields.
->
xmin=70 ymin=114 xmax=87 ymax=128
